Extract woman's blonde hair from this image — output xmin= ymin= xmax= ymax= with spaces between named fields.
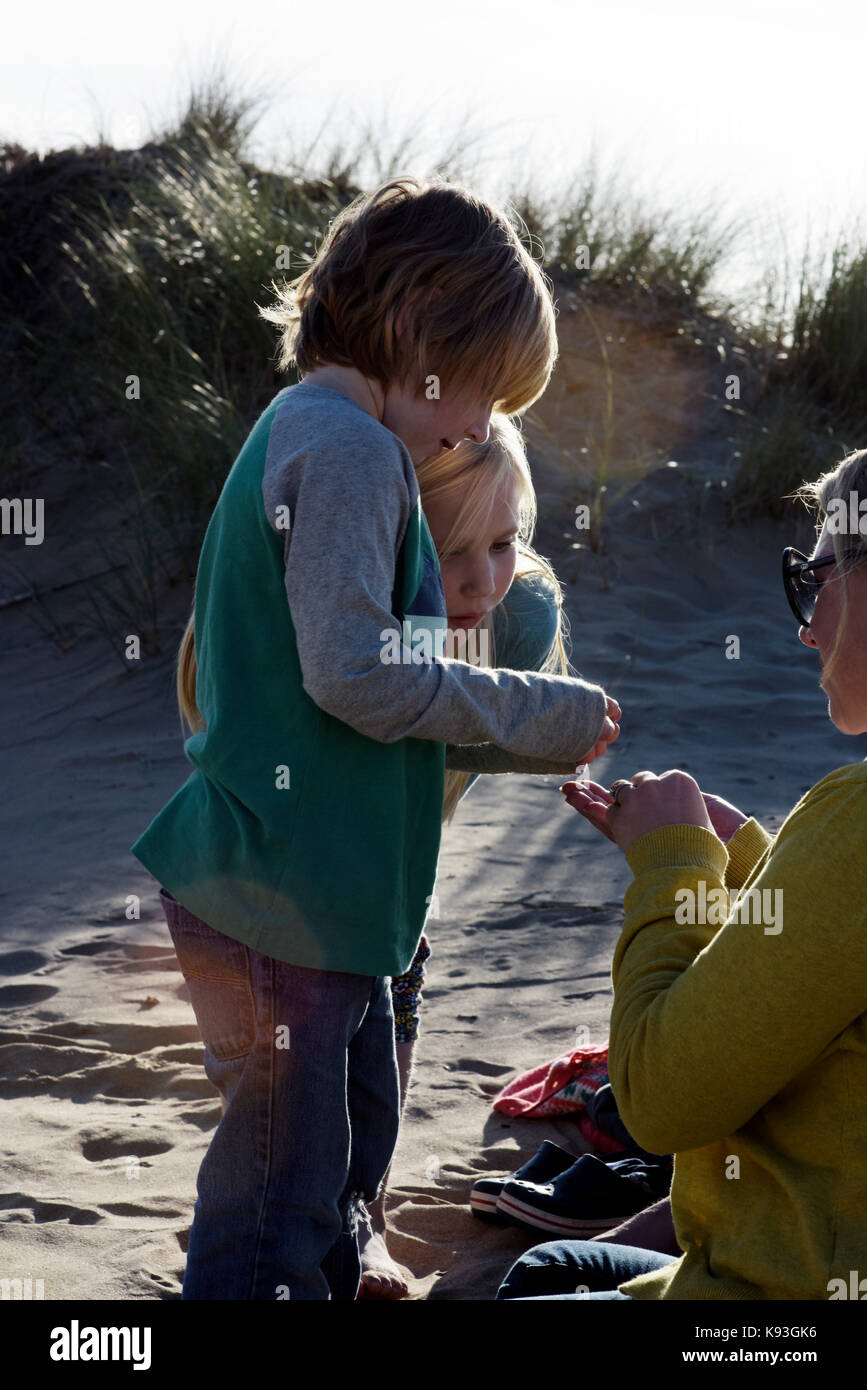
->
xmin=793 ymin=446 xmax=867 ymax=684
xmin=176 ymin=412 xmax=571 ymax=825
xmin=257 ymin=175 xmax=558 ymax=417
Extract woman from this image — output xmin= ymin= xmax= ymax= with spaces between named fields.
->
xmin=499 ymin=447 xmax=867 ymax=1300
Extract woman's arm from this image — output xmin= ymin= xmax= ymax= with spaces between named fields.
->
xmin=723 ymin=816 xmax=775 ymax=891
xmin=606 ymin=767 xmax=867 ymax=1156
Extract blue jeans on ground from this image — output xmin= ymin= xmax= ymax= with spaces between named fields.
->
xmin=497 ymin=1239 xmax=679 ymax=1300
xmin=160 ymin=888 xmax=400 ymax=1301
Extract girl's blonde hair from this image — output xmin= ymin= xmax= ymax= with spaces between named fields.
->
xmin=176 ymin=413 xmax=571 ymax=826
xmin=417 ymin=413 xmax=571 ymax=822
xmin=793 ymin=446 xmax=867 ymax=685
xmin=177 ymin=615 xmax=201 ymax=737
xmin=257 ymin=175 xmax=558 ymax=417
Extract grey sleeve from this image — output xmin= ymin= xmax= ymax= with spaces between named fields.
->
xmin=263 ymin=420 xmax=608 ymax=764
xmin=444 ymin=574 xmax=585 ymax=774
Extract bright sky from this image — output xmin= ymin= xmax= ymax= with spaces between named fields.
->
xmin=5 ymin=0 xmax=867 ymax=306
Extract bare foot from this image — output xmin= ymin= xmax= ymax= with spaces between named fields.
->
xmin=357 ymin=1222 xmax=409 ymax=1300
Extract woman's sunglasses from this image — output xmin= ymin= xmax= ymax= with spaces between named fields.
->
xmin=782 ymin=547 xmax=838 ymax=627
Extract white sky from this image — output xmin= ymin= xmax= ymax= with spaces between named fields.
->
xmin=5 ymin=0 xmax=867 ymax=307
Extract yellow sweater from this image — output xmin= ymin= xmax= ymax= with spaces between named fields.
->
xmin=609 ymin=762 xmax=867 ymax=1300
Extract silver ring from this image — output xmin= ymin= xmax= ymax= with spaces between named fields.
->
xmin=609 ymin=779 xmax=633 ymax=807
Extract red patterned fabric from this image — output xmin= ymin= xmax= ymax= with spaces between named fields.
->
xmin=492 ymin=1043 xmax=610 ymax=1118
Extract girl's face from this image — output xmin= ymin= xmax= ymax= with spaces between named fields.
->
xmin=423 ymin=479 xmax=521 ymax=630
xmin=798 ymin=519 xmax=867 ymax=734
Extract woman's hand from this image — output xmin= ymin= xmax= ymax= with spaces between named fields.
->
xmin=561 ymin=771 xmax=742 ymax=854
xmin=563 ymin=779 xmax=748 ymax=845
xmin=578 ymin=696 xmax=621 ymax=765
xmin=699 ymin=792 xmax=749 ymax=844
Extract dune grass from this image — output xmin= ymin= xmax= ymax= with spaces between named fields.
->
xmin=3 ymin=73 xmax=867 ymax=649
xmin=731 ymin=241 xmax=867 ymax=517
xmin=44 ymin=130 xmax=354 ymax=571
xmin=505 ymin=157 xmax=734 ymax=309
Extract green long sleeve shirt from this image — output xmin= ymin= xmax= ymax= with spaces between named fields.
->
xmin=131 ymin=383 xmax=607 ymax=974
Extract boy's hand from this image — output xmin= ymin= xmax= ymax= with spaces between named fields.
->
xmin=578 ymin=696 xmax=621 ymax=764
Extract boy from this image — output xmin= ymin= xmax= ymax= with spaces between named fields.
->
xmin=131 ymin=176 xmax=620 ymax=1300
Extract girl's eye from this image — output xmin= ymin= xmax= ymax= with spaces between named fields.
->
xmin=446 ymin=540 xmax=516 ymax=559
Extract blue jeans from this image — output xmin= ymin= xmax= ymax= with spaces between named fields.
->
xmin=160 ymin=888 xmax=400 ymax=1301
xmin=497 ymin=1239 xmax=679 ymax=1300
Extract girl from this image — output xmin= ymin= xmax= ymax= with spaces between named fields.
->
xmin=500 ymin=447 xmax=867 ymax=1300
xmin=358 ymin=412 xmax=610 ymax=1297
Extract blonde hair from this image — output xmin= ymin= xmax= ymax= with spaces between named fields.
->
xmin=176 ymin=413 xmax=571 ymax=825
xmin=177 ymin=616 xmax=202 ymax=735
xmin=415 ymin=412 xmax=570 ymax=822
xmin=257 ymin=175 xmax=558 ymax=417
xmin=792 ymin=446 xmax=867 ymax=684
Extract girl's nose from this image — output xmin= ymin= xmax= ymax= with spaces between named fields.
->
xmin=798 ymin=623 xmax=816 ymax=648
xmin=464 ymin=558 xmax=496 ymax=598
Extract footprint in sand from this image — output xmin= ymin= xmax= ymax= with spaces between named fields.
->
xmin=58 ymin=939 xmax=119 ymax=957
xmin=56 ymin=1020 xmax=200 ymax=1052
xmin=0 ymin=1041 xmax=213 ymax=1102
xmin=100 ymin=1201 xmax=187 ymax=1218
xmin=0 ymin=949 xmax=50 ymax=975
xmin=79 ymin=1131 xmax=175 ymax=1163
xmin=446 ymin=1058 xmax=514 ymax=1077
xmin=175 ymin=1104 xmax=223 ymax=1129
xmin=0 ymin=1192 xmax=102 ymax=1224
xmin=0 ymin=983 xmax=58 ymax=1008
xmin=141 ymin=1269 xmax=182 ymax=1299
xmin=60 ymin=939 xmax=178 ymax=973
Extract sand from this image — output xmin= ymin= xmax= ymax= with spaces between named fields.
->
xmin=1 ymin=300 xmax=858 ymax=1300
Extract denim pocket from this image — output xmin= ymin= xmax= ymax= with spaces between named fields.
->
xmin=160 ymin=889 xmax=257 ymax=1061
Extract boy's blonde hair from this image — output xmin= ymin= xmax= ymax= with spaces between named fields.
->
xmin=258 ymin=175 xmax=558 ymax=416
xmin=177 ymin=413 xmax=571 ymax=825
xmin=793 ymin=446 xmax=867 ymax=685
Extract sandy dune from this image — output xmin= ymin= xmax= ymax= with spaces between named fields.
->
xmin=2 ymin=301 xmax=858 ymax=1299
